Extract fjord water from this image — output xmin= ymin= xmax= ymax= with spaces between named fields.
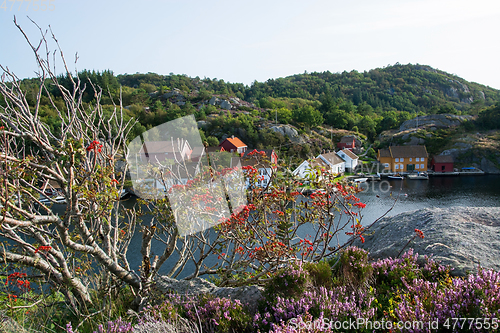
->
xmin=123 ymin=175 xmax=500 ymax=278
xmin=356 ymin=174 xmax=500 ymax=226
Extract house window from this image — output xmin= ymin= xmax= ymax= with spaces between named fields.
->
xmin=395 ymin=164 xmax=399 ymax=170
xmin=420 ymin=164 xmax=424 ymax=169
xmin=395 ymin=158 xmax=399 ymax=162
xmin=400 ymin=158 xmax=404 ymax=162
xmin=409 ymin=158 xmax=412 ymax=162
xmin=384 ymin=163 xmax=389 ymax=168
xmin=416 ymin=158 xmax=420 ymax=162
xmin=416 ymin=164 xmax=420 ymax=169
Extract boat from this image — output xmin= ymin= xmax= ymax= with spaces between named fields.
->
xmin=353 ymin=177 xmax=368 ymax=183
xmin=407 ymin=172 xmax=429 ymax=180
xmin=388 ymin=174 xmax=404 ymax=180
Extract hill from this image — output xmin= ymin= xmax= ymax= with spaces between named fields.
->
xmin=3 ymin=64 xmax=500 ymax=166
xmin=247 ymin=63 xmax=500 ymax=113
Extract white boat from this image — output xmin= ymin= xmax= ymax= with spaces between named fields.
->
xmin=388 ymin=174 xmax=404 ymax=180
xmin=353 ymin=178 xmax=368 ymax=183
xmin=407 ymin=172 xmax=429 ymax=180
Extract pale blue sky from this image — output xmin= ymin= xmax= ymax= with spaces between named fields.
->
xmin=1 ymin=0 xmax=500 ymax=88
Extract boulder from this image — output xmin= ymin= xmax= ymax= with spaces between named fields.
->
xmin=220 ymin=100 xmax=232 ymax=110
xmin=270 ymin=125 xmax=305 ymax=143
xmin=353 ymin=207 xmax=500 ymax=276
xmin=154 ymin=276 xmax=264 ymax=314
xmin=209 ymin=96 xmax=219 ymax=105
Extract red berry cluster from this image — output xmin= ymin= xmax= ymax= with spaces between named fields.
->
xmin=34 ymin=245 xmax=52 ymax=254
xmin=86 ymin=140 xmax=103 ymax=152
xmin=415 ymin=228 xmax=424 ymax=239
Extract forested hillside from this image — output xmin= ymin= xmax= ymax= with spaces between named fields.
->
xmin=3 ymin=63 xmax=499 ymax=165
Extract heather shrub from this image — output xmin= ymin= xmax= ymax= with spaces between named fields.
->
xmin=392 ymin=268 xmax=500 ymax=332
xmin=304 ymin=260 xmax=333 ymax=289
xmin=66 ymin=318 xmax=132 ymax=333
xmin=167 ymin=293 xmax=252 ymax=333
xmin=263 ymin=260 xmax=311 ymax=303
xmin=372 ymin=249 xmax=450 ymax=296
xmin=255 ymin=285 xmax=376 ymax=332
xmin=330 ymin=246 xmax=373 ymax=291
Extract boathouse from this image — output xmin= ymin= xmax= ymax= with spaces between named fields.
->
xmin=431 ymin=155 xmax=454 ymax=173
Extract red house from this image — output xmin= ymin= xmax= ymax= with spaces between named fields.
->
xmin=431 ymin=155 xmax=454 ymax=172
xmin=337 ymin=136 xmax=356 ymax=150
xmin=219 ymin=136 xmax=247 ymax=154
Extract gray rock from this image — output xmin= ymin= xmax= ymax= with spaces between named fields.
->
xmin=0 ymin=315 xmax=30 ymax=333
xmin=353 ymin=207 xmax=500 ymax=276
xmin=162 ymin=89 xmax=182 ymax=99
xmin=220 ymin=100 xmax=232 ymax=110
xmin=481 ymin=157 xmax=500 ymax=174
xmin=209 ymin=96 xmax=219 ymax=105
xmin=406 ymin=136 xmax=425 ymax=145
xmin=399 ymin=114 xmax=472 ymax=132
xmin=270 ymin=125 xmax=305 ymax=143
xmin=454 ymin=142 xmax=472 ymax=149
xmin=154 ymin=276 xmax=264 ymax=314
xmin=197 ymin=120 xmax=208 ymax=128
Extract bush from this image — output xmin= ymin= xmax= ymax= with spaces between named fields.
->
xmin=331 ymin=246 xmax=373 ymax=292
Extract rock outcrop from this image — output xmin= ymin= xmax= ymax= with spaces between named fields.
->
xmin=353 ymin=207 xmax=500 ymax=276
xmin=154 ymin=276 xmax=264 ymax=314
xmin=398 ymin=114 xmax=472 ymax=132
xmin=270 ymin=124 xmax=305 ymax=143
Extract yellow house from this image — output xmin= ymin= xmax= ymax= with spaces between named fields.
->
xmin=377 ymin=145 xmax=428 ymax=172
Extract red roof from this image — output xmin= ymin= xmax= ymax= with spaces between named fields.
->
xmin=221 ymin=136 xmax=247 ymax=148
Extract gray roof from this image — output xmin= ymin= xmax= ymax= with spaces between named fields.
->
xmin=389 ymin=145 xmax=428 ymax=158
xmin=340 ymin=148 xmax=358 ymax=160
xmin=320 ymin=152 xmax=345 ymax=166
xmin=433 ymin=155 xmax=454 ymax=163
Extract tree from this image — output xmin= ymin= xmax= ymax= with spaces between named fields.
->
xmin=292 ymin=105 xmax=324 ymax=127
xmin=0 ymin=20 xmax=376 ymax=323
xmin=206 ymin=136 xmax=220 ymax=146
xmin=0 ymin=22 xmax=140 ymax=308
xmin=276 ymin=107 xmax=292 ymax=124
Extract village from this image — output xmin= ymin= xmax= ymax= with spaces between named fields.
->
xmin=132 ymin=130 xmax=486 ymax=195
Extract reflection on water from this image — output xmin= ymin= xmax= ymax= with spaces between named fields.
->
xmin=356 ymin=175 xmax=500 ymax=224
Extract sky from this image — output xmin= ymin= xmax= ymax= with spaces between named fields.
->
xmin=1 ymin=0 xmax=500 ymax=89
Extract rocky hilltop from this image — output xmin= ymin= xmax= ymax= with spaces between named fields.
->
xmin=353 ymin=206 xmax=500 ymax=276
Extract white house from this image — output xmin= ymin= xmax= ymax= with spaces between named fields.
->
xmin=336 ymin=148 xmax=359 ymax=172
xmin=293 ymin=152 xmax=345 ymax=180
xmin=317 ymin=152 xmax=345 ymax=175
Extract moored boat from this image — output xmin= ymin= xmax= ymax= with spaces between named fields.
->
xmin=407 ymin=172 xmax=429 ymax=180
xmin=388 ymin=174 xmax=404 ymax=180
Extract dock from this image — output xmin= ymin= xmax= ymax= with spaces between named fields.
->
xmin=377 ymin=169 xmax=485 ymax=178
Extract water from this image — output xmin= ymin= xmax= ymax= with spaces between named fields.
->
xmin=355 ymin=175 xmax=500 ymax=225
xmin=122 ymin=175 xmax=500 ymax=278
